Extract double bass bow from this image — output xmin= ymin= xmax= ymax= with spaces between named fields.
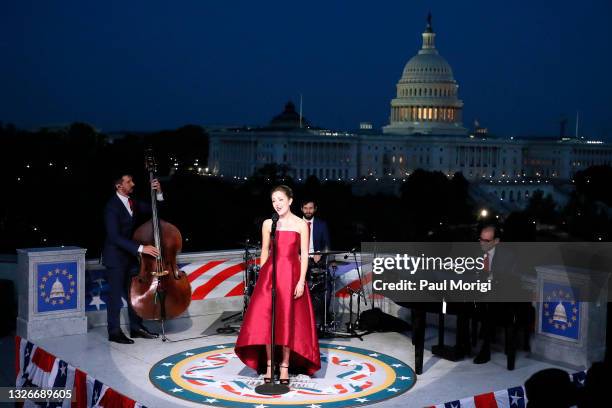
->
xmin=130 ymin=148 xmax=191 ymax=339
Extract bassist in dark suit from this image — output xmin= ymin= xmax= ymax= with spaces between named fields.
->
xmin=102 ymin=174 xmax=161 ymax=344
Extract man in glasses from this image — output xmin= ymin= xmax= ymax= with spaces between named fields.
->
xmin=478 ymin=225 xmax=499 ymax=281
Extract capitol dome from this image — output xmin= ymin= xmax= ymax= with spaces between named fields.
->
xmin=383 ymin=14 xmax=467 ymax=136
xmin=401 ymin=53 xmax=454 ymax=83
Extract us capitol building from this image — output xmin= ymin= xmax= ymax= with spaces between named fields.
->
xmin=207 ymin=15 xmax=612 ymax=210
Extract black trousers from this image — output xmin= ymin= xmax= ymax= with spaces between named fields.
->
xmin=105 ymin=266 xmax=142 ymax=334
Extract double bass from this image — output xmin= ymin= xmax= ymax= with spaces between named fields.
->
xmin=130 ymin=149 xmax=191 ymax=331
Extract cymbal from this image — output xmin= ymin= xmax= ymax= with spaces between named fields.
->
xmin=237 ymin=241 xmax=260 ymax=248
xmin=309 ymin=250 xmax=356 ymax=255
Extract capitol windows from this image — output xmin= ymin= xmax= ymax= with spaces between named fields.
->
xmin=428 ymin=107 xmax=433 ymax=119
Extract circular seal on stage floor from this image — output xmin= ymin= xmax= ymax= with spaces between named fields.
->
xmin=150 ymin=342 xmax=416 ymax=407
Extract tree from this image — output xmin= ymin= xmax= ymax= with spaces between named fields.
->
xmin=525 ymin=190 xmax=558 ymax=225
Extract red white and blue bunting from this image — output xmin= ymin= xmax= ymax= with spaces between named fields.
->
xmin=15 ymin=335 xmax=147 ymax=408
xmin=427 ymin=370 xmax=586 ymax=408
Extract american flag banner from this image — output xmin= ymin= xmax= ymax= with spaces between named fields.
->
xmin=15 ymin=336 xmax=147 ymax=408
xmin=427 ymin=371 xmax=586 ymax=408
xmin=182 ymin=256 xmax=374 ymax=300
xmin=180 ymin=258 xmax=249 ymax=300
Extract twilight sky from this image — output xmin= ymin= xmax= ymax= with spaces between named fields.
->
xmin=1 ymin=0 xmax=611 ymax=138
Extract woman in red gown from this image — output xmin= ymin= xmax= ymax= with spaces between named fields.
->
xmin=235 ymin=185 xmax=321 ymax=384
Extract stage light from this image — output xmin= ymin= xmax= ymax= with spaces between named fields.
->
xmin=479 ymin=209 xmax=488 ymax=218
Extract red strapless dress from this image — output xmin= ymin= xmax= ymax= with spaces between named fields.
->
xmin=235 ymin=230 xmax=321 ymax=376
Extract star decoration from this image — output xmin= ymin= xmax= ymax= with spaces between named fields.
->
xmin=59 ymin=363 xmax=67 ymax=377
xmin=162 ymin=363 xmax=174 ymax=367
xmin=39 ymin=284 xmax=45 ymax=289
xmin=399 ymin=376 xmax=411 ymax=380
xmin=216 ymin=345 xmax=227 ymax=349
xmin=510 ymin=391 xmax=522 ymax=406
xmin=89 ymin=295 xmax=105 ymax=311
xmin=156 ymin=375 xmax=169 ymax=379
xmin=387 ymin=387 xmax=399 ymax=392
xmin=307 ymin=405 xmax=321 ymax=408
xmin=62 ymin=270 xmax=67 ymax=275
xmin=253 ymin=404 xmax=268 ymax=408
xmin=184 ymin=352 xmax=195 ymax=356
xmin=335 ymin=346 xmax=346 ymax=349
xmin=170 ymin=387 xmax=183 ymax=393
xmin=48 ymin=271 xmax=53 ymax=277
xmin=68 ymin=274 xmax=73 ymax=279
xmin=391 ymin=363 xmax=403 ymax=367
xmin=355 ymin=398 xmax=369 ymax=402
xmin=205 ymin=398 xmax=218 ymax=403
xmin=42 ymin=276 xmax=48 ymax=282
xmin=368 ymin=353 xmax=379 ymax=357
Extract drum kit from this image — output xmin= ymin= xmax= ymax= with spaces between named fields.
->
xmin=220 ymin=240 xmax=368 ymax=339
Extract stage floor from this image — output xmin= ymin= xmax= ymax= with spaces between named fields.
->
xmin=28 ymin=313 xmax=565 ymax=407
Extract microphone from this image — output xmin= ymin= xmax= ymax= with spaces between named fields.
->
xmin=271 ymin=213 xmax=279 ymax=236
xmin=344 ymin=248 xmax=357 ymax=259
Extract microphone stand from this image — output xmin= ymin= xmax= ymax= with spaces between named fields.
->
xmin=255 ymin=215 xmax=290 ymax=395
xmin=352 ymin=248 xmax=367 ymax=328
